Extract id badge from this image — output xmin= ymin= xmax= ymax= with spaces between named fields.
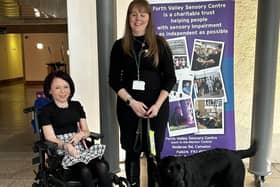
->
xmin=132 ymin=80 xmax=145 ymax=91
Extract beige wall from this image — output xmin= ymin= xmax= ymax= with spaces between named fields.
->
xmin=234 ymin=0 xmax=257 ymax=149
xmin=0 ymin=34 xmax=23 ymax=81
xmin=23 ymin=33 xmax=68 ymax=81
xmin=117 ymin=0 xmax=130 ymax=39
xmin=67 ymin=0 xmax=100 ymax=133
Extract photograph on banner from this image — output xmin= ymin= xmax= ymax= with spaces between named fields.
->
xmin=170 ymin=72 xmax=194 ymax=100
xmin=170 ymin=80 xmax=180 ymax=99
xmin=173 ymin=55 xmax=189 ymax=71
xmin=168 ymin=98 xmax=197 ymax=137
xmin=166 ymin=36 xmax=190 ymax=72
xmin=193 ymin=68 xmax=227 ymax=102
xmin=194 ymin=98 xmax=224 ymax=134
xmin=191 ymin=39 xmax=224 ymax=71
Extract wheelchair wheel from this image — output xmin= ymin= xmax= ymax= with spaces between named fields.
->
xmin=32 ymin=181 xmax=47 ymax=187
xmin=112 ymin=174 xmax=130 ymax=187
xmin=32 ymin=182 xmax=39 ymax=187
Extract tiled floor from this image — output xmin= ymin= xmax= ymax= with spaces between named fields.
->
xmin=0 ymin=81 xmax=279 ymax=187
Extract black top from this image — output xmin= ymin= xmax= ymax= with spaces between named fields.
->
xmin=39 ymin=101 xmax=86 ymax=135
xmin=109 ymin=35 xmax=176 ymax=105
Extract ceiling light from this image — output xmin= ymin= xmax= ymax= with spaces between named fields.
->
xmin=36 ymin=43 xmax=44 ymax=50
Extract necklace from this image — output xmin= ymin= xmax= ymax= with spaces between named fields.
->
xmin=133 ymin=37 xmax=146 ymax=48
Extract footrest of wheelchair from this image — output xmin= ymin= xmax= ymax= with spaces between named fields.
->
xmin=112 ymin=174 xmax=130 ymax=186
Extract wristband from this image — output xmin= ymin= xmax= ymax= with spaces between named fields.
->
xmin=126 ymin=97 xmax=133 ymax=106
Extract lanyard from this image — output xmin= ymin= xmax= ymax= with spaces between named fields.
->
xmin=132 ymin=49 xmax=145 ymax=80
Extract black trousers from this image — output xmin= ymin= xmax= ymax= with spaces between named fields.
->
xmin=117 ymin=98 xmax=169 ymax=153
xmin=117 ymin=96 xmax=169 ymax=187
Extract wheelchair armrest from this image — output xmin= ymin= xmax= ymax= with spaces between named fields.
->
xmin=33 ymin=140 xmax=58 ymax=156
xmin=83 ymin=132 xmax=104 ymax=147
xmin=23 ymin=106 xmax=35 ymax=113
xmin=89 ymin=132 xmax=104 ymax=140
xmin=32 ymin=140 xmax=60 ymax=167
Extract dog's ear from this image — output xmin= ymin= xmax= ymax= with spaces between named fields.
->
xmin=181 ymin=157 xmax=193 ymax=187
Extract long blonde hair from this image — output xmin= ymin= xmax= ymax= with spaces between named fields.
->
xmin=122 ymin=0 xmax=159 ymax=66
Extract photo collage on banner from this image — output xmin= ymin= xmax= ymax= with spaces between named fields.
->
xmin=150 ymin=0 xmax=236 ymax=157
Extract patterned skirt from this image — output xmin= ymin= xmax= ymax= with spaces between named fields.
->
xmin=56 ymin=132 xmax=106 ymax=169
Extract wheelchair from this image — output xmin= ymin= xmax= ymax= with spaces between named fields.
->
xmin=24 ymin=97 xmax=129 ymax=187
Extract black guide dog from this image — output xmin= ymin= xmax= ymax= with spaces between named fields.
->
xmin=158 ymin=141 xmax=257 ymax=187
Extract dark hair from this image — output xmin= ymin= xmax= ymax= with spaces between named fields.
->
xmin=43 ymin=71 xmax=75 ymax=100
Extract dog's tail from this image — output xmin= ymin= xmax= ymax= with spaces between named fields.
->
xmin=236 ymin=140 xmax=257 ymax=159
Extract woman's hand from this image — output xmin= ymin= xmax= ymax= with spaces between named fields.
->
xmin=129 ymin=99 xmax=148 ymax=118
xmin=146 ymin=104 xmax=160 ymax=118
xmin=145 ymin=90 xmax=168 ymax=118
xmin=64 ymin=143 xmax=80 ymax=158
xmin=69 ymin=132 xmax=83 ymax=145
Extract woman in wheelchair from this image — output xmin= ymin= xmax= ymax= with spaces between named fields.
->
xmin=39 ymin=71 xmax=112 ymax=187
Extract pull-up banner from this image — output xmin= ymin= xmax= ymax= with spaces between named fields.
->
xmin=149 ymin=0 xmax=236 ymax=157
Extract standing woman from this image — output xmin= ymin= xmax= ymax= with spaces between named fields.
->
xmin=109 ymin=0 xmax=176 ymax=186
